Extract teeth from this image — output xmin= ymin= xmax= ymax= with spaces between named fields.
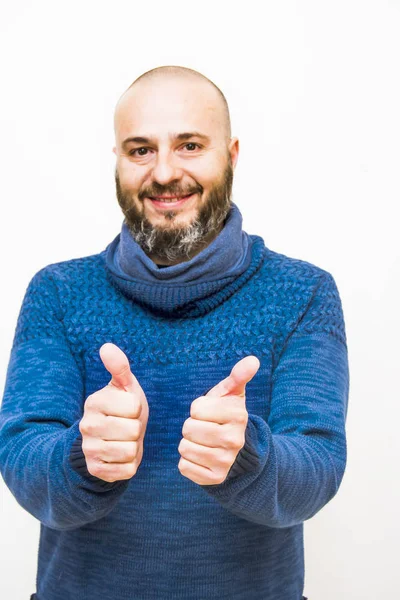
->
xmin=154 ymin=196 xmax=188 ymax=203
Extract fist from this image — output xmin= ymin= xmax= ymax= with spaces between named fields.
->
xmin=178 ymin=355 xmax=260 ymax=485
xmin=79 ymin=343 xmax=149 ymax=483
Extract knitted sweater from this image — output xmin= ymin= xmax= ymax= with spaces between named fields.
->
xmin=0 ymin=203 xmax=349 ymax=600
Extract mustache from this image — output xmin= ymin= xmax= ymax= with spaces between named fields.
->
xmin=113 ymin=168 xmax=204 ymax=200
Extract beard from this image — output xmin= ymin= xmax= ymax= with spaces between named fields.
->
xmin=115 ymin=157 xmax=234 ymax=264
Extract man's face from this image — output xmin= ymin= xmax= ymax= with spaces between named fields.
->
xmin=113 ymin=77 xmax=239 ymax=263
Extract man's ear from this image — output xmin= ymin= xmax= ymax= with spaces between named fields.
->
xmin=229 ymin=137 xmax=239 ymax=170
xmin=112 ymin=146 xmax=117 ymax=155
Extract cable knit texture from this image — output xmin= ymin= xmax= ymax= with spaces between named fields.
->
xmin=0 ymin=203 xmax=349 ymax=600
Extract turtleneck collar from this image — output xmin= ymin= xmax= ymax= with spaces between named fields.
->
xmin=103 ymin=201 xmax=266 ymax=318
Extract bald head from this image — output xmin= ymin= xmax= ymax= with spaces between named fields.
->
xmin=114 ymin=65 xmax=231 ymax=143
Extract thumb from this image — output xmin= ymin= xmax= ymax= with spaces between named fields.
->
xmin=205 ymin=355 xmax=260 ymax=399
xmin=99 ymin=342 xmax=136 ymax=392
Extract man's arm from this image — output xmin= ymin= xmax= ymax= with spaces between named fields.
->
xmin=0 ymin=267 xmax=129 ymax=531
xmin=199 ymin=272 xmax=350 ymax=528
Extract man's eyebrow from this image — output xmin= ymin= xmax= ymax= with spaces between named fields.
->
xmin=121 ymin=132 xmax=211 ymax=148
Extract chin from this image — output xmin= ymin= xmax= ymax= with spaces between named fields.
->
xmin=148 ymin=202 xmax=200 ymax=225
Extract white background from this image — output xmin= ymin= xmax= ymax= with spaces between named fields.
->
xmin=0 ymin=1 xmax=399 ymax=598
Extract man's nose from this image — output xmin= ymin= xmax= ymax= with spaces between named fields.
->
xmin=151 ymin=151 xmax=183 ymax=185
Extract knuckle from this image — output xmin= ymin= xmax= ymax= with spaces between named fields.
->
xmin=178 ymin=458 xmax=187 ymax=474
xmin=81 ymin=419 xmax=98 ymax=437
xmin=234 ymin=435 xmax=245 ymax=450
xmin=100 ymin=472 xmax=117 ymax=483
xmin=125 ymin=441 xmax=138 ymax=462
xmin=222 ymin=453 xmax=234 ymax=469
xmin=211 ymin=470 xmax=225 ymax=484
xmin=82 ymin=440 xmax=103 ymax=462
xmin=221 ymin=428 xmax=238 ymax=449
xmin=79 ymin=418 xmax=90 ymax=436
xmin=84 ymin=393 xmax=96 ymax=410
xmin=221 ymin=433 xmax=236 ymax=449
xmin=133 ymin=420 xmax=142 ymax=439
xmin=181 ymin=418 xmax=191 ymax=437
xmin=89 ymin=461 xmax=122 ymax=483
xmin=134 ymin=398 xmax=143 ymax=419
xmin=236 ymin=411 xmax=248 ymax=425
xmin=125 ymin=462 xmax=138 ymax=478
xmin=189 ymin=397 xmax=204 ymax=418
xmin=126 ymin=391 xmax=141 ymax=417
xmin=177 ymin=439 xmax=187 ymax=455
xmin=88 ymin=461 xmax=105 ymax=478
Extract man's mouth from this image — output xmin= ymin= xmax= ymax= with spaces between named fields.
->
xmin=147 ymin=193 xmax=196 ymax=209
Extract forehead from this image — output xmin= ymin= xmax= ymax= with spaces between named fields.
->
xmin=114 ymin=78 xmax=224 ymax=141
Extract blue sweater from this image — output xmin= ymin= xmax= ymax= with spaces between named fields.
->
xmin=0 ymin=203 xmax=349 ymax=600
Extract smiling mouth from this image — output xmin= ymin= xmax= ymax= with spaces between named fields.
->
xmin=149 ymin=193 xmax=194 ymax=201
xmin=147 ymin=193 xmax=197 ymax=208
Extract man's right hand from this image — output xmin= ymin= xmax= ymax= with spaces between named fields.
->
xmin=79 ymin=343 xmax=149 ymax=483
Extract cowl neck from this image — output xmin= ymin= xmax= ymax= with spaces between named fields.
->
xmin=103 ymin=202 xmax=265 ymax=318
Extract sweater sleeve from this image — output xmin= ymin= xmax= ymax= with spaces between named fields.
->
xmin=0 ymin=267 xmax=129 ymax=531
xmin=199 ymin=272 xmax=350 ymax=529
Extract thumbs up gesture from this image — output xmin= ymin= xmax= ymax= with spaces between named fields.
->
xmin=178 ymin=355 xmax=260 ymax=486
xmin=79 ymin=343 xmax=149 ymax=483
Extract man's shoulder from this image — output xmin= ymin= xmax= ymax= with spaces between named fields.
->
xmin=260 ymin=242 xmax=334 ymax=287
xmin=255 ymin=244 xmax=347 ymax=346
xmin=28 ymin=249 xmax=107 ymax=288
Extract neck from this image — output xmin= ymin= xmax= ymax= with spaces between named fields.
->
xmin=147 ymin=223 xmax=224 ymax=266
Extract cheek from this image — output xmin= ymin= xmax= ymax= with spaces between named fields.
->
xmin=187 ymin=162 xmax=221 ymax=190
xmin=118 ymin=163 xmax=145 ymax=190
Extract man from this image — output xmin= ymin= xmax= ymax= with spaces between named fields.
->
xmin=0 ymin=66 xmax=349 ymax=600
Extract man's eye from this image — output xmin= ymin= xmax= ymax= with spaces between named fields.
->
xmin=184 ymin=143 xmax=200 ymax=151
xmin=129 ymin=147 xmax=148 ymax=157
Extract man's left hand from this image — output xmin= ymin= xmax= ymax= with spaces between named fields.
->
xmin=178 ymin=355 xmax=260 ymax=485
